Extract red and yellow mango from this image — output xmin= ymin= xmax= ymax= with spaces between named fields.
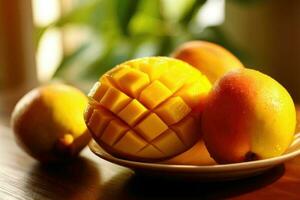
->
xmin=202 ymin=68 xmax=296 ymax=164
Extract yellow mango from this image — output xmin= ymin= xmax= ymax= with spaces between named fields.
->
xmin=85 ymin=57 xmax=212 ymax=162
xmin=101 ymin=119 xmax=128 ymax=146
xmin=137 ymin=145 xmax=163 ymax=159
xmin=118 ymin=99 xmax=148 ymax=126
xmin=139 ymin=80 xmax=172 ymax=109
xmin=88 ymin=108 xmax=113 ymax=138
xmin=155 ymin=96 xmax=191 ymax=125
xmin=112 ymin=67 xmax=150 ymax=98
xmin=114 ymin=130 xmax=147 ymax=156
xmin=152 ymin=129 xmax=186 ymax=157
xmin=100 ymin=87 xmax=131 ymax=114
xmin=134 ymin=113 xmax=168 ymax=141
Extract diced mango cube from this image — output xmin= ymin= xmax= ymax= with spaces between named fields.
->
xmin=158 ymin=70 xmax=187 ymax=92
xmin=176 ymin=81 xmax=211 ymax=108
xmin=100 ymin=87 xmax=131 ymax=113
xmin=112 ymin=67 xmax=150 ymax=98
xmin=118 ymin=99 xmax=148 ymax=126
xmin=114 ymin=130 xmax=147 ymax=155
xmin=171 ymin=116 xmax=199 ymax=147
xmin=88 ymin=108 xmax=113 ymax=138
xmin=139 ymin=80 xmax=172 ymax=109
xmin=153 ymin=129 xmax=185 ymax=157
xmin=88 ymin=82 xmax=110 ymax=102
xmin=101 ymin=119 xmax=129 ymax=146
xmin=137 ymin=61 xmax=167 ymax=81
xmin=100 ymin=75 xmax=116 ymax=87
xmin=134 ymin=113 xmax=168 ymax=141
xmin=137 ymin=145 xmax=163 ymax=159
xmin=155 ymin=96 xmax=191 ymax=125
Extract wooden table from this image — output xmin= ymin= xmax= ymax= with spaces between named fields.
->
xmin=1 ymin=108 xmax=300 ymax=200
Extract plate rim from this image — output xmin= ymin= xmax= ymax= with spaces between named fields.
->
xmin=89 ymin=133 xmax=300 ymax=172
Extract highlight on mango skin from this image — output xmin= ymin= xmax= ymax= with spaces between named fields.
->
xmin=85 ymin=57 xmax=212 ymax=162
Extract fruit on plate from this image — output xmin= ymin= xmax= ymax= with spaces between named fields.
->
xmin=202 ymin=68 xmax=296 ymax=164
xmin=172 ymin=40 xmax=244 ymax=83
xmin=11 ymin=84 xmax=91 ymax=163
xmin=85 ymin=57 xmax=212 ymax=162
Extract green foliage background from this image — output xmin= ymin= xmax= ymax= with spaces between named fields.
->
xmin=36 ymin=0 xmax=249 ymax=85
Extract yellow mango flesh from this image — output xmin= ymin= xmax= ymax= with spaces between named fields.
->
xmin=86 ymin=57 xmax=211 ymax=161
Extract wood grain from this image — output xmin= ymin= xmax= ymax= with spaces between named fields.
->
xmin=0 ymin=107 xmax=300 ymax=199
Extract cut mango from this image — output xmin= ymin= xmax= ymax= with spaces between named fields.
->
xmin=86 ymin=57 xmax=212 ymax=161
xmin=101 ymin=119 xmax=128 ymax=146
xmin=131 ymin=59 xmax=167 ymax=81
xmin=134 ymin=113 xmax=168 ymax=141
xmin=153 ymin=129 xmax=186 ymax=157
xmin=137 ymin=144 xmax=164 ymax=159
xmin=118 ymin=99 xmax=148 ymax=126
xmin=176 ymin=80 xmax=211 ymax=108
xmin=114 ymin=130 xmax=147 ymax=155
xmin=88 ymin=82 xmax=109 ymax=102
xmin=100 ymin=87 xmax=131 ymax=114
xmin=111 ymin=67 xmax=150 ymax=98
xmin=87 ymin=108 xmax=113 ymax=138
xmin=155 ymin=96 xmax=191 ymax=125
xmin=139 ymin=80 xmax=172 ymax=109
xmin=171 ymin=116 xmax=199 ymax=147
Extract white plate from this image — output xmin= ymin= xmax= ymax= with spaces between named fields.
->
xmin=89 ymin=133 xmax=300 ymax=181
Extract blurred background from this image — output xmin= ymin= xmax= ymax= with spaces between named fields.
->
xmin=1 ymin=0 xmax=300 ymax=118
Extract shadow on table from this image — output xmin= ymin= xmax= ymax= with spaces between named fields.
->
xmin=25 ymin=156 xmax=101 ymax=200
xmin=101 ymin=164 xmax=284 ymax=200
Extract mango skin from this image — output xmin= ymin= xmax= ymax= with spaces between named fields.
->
xmin=202 ymin=68 xmax=296 ymax=164
xmin=172 ymin=40 xmax=244 ymax=83
xmin=11 ymin=84 xmax=91 ymax=163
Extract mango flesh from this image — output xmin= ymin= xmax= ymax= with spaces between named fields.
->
xmin=86 ymin=57 xmax=212 ymax=161
xmin=202 ymin=68 xmax=296 ymax=164
xmin=11 ymin=84 xmax=91 ymax=163
xmin=161 ymin=140 xmax=216 ymax=165
xmin=172 ymin=40 xmax=244 ymax=83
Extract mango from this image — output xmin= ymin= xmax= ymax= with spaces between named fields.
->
xmin=11 ymin=84 xmax=91 ymax=163
xmin=86 ymin=57 xmax=212 ymax=162
xmin=172 ymin=40 xmax=244 ymax=83
xmin=202 ymin=68 xmax=296 ymax=164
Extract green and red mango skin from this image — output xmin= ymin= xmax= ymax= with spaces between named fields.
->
xmin=202 ymin=68 xmax=296 ymax=164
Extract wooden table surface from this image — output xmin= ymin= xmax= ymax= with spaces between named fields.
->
xmin=1 ymin=107 xmax=300 ymax=200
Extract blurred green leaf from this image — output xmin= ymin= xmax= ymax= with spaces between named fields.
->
xmin=53 ymin=43 xmax=90 ymax=77
xmin=34 ymin=0 xmax=248 ymax=83
xmin=115 ymin=0 xmax=139 ymax=36
xmin=179 ymin=0 xmax=206 ymax=25
xmin=55 ymin=0 xmax=100 ymax=27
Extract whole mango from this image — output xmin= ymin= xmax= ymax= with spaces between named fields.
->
xmin=202 ymin=68 xmax=296 ymax=164
xmin=11 ymin=84 xmax=91 ymax=163
xmin=172 ymin=40 xmax=244 ymax=83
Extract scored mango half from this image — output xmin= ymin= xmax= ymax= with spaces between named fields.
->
xmin=85 ymin=57 xmax=211 ymax=162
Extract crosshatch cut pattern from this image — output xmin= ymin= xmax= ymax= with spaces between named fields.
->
xmin=85 ymin=57 xmax=212 ymax=161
